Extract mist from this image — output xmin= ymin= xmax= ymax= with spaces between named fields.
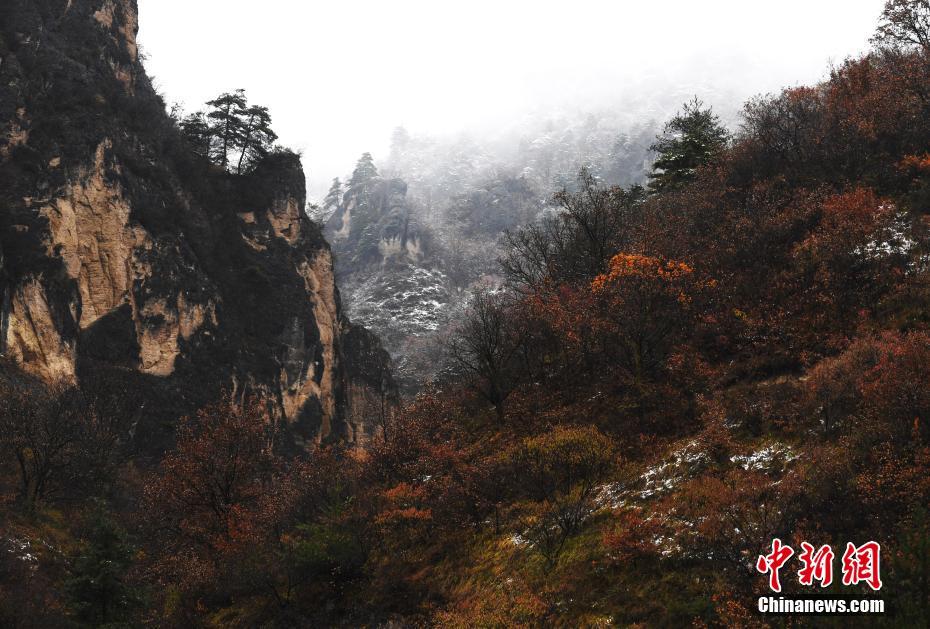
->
xmin=138 ymin=0 xmax=885 ymax=199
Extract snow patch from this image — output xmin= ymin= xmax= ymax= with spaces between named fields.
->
xmin=730 ymin=443 xmax=798 ymax=472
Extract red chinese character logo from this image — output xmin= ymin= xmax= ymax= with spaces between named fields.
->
xmin=797 ymin=542 xmax=834 ymax=587
xmin=756 ymin=538 xmax=795 ymax=592
xmin=841 ymin=541 xmax=882 ymax=591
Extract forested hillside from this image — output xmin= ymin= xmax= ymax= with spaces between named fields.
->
xmin=4 ymin=0 xmax=930 ymax=627
xmin=323 ymin=114 xmax=663 ymax=390
xmin=308 ymin=3 xmax=930 ymax=624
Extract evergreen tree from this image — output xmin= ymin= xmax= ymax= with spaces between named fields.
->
xmin=322 ymin=177 xmax=343 ymax=217
xmin=388 ymin=126 xmax=411 ymax=165
xmin=349 ymin=152 xmax=379 ymax=187
xmin=182 ymin=90 xmax=280 ymax=174
xmin=647 ymin=98 xmax=728 ymax=194
xmin=236 ymin=105 xmax=278 ymax=174
xmin=205 ymin=89 xmax=248 ymax=169
xmin=178 ymin=111 xmax=212 ymax=159
xmin=65 ymin=505 xmax=139 ymax=626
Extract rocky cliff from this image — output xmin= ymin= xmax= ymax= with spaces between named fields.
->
xmin=0 ymin=0 xmax=394 ymax=450
xmin=326 ymin=176 xmax=451 ymax=391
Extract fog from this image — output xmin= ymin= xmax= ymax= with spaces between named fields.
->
xmin=138 ymin=0 xmax=885 ymax=199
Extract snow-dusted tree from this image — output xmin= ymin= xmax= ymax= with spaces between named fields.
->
xmin=349 ymin=152 xmax=379 ymax=187
xmin=389 ymin=126 xmax=411 ymax=163
xmin=321 ymin=178 xmax=343 ymax=219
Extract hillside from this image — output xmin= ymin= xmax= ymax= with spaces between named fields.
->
xmin=325 ymin=117 xmax=659 ymax=390
xmin=4 ymin=1 xmax=930 ymax=627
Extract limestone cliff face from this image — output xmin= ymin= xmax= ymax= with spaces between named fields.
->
xmin=0 ymin=0 xmax=394 ymax=449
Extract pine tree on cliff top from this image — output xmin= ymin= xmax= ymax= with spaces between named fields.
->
xmin=236 ymin=104 xmax=278 ymax=175
xmin=178 ymin=111 xmax=212 ymax=160
xmin=206 ymin=90 xmax=248 ymax=170
xmin=192 ymin=90 xmax=279 ymax=174
xmin=647 ymin=98 xmax=728 ymax=194
xmin=349 ymin=152 xmax=379 ymax=187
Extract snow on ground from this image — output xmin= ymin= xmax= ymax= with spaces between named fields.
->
xmin=637 ymin=440 xmax=709 ymax=500
xmin=595 ymin=440 xmax=710 ymax=510
xmin=509 ymin=533 xmax=530 ymax=547
xmin=343 ymin=264 xmax=451 ymax=339
xmin=597 ymin=438 xmax=799 ymax=512
xmin=730 ymin=442 xmax=798 ymax=472
xmin=4 ymin=536 xmax=38 ymax=565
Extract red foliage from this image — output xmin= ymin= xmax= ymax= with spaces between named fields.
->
xmin=602 ymin=506 xmax=663 ymax=564
xmin=143 ymin=397 xmax=280 ymax=567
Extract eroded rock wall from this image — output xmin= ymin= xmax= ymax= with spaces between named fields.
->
xmin=0 ymin=0 xmax=394 ymax=450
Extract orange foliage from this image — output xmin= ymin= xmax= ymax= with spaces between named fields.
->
xmin=899 ymin=153 xmax=930 ymax=174
xmin=142 ymin=396 xmax=281 ymax=585
xmin=592 ymin=253 xmax=695 ymax=291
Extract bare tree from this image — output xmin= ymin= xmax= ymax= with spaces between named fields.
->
xmin=0 ymin=380 xmax=122 ymax=508
xmin=874 ymin=0 xmax=930 ymax=53
xmin=447 ymin=289 xmax=526 ymax=420
xmin=501 ymin=168 xmax=645 ymax=290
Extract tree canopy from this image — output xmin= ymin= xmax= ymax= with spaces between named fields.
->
xmin=874 ymin=0 xmax=930 ymax=52
xmin=646 ymin=98 xmax=728 ymax=194
xmin=178 ymin=89 xmax=279 ymax=174
xmin=349 ymin=152 xmax=380 ymax=187
xmin=323 ymin=178 xmax=343 ymax=216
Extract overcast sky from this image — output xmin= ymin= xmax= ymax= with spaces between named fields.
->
xmin=138 ymin=0 xmax=886 ymax=198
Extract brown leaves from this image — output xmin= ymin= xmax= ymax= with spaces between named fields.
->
xmin=142 ymin=396 xmax=279 ymax=564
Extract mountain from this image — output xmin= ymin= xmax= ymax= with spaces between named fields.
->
xmin=325 ymin=118 xmax=657 ymax=389
xmin=0 ymin=0 xmax=394 ymax=450
xmin=6 ymin=0 xmax=930 ymax=626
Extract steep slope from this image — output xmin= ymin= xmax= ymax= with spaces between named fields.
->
xmin=0 ymin=0 xmax=394 ymax=449
xmin=326 ymin=176 xmax=450 ymax=390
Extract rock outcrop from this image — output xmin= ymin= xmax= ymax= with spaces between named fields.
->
xmin=326 ymin=176 xmax=450 ymax=391
xmin=327 ymin=178 xmax=426 ymax=269
xmin=0 ymin=0 xmax=394 ymax=450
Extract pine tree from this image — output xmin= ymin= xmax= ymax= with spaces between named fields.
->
xmin=349 ymin=152 xmax=379 ymax=187
xmin=236 ymin=105 xmax=278 ymax=174
xmin=65 ymin=505 xmax=138 ymax=625
xmin=178 ymin=111 xmax=212 ymax=159
xmin=322 ymin=178 xmax=343 ymax=217
xmin=647 ymin=98 xmax=728 ymax=194
xmin=188 ymin=90 xmax=280 ymax=174
xmin=388 ymin=126 xmax=410 ymax=166
xmin=205 ymin=90 xmax=248 ymax=169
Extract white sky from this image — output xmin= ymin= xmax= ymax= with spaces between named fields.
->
xmin=138 ymin=0 xmax=886 ymax=198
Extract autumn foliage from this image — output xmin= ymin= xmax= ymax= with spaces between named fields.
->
xmin=9 ymin=3 xmax=930 ymax=626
